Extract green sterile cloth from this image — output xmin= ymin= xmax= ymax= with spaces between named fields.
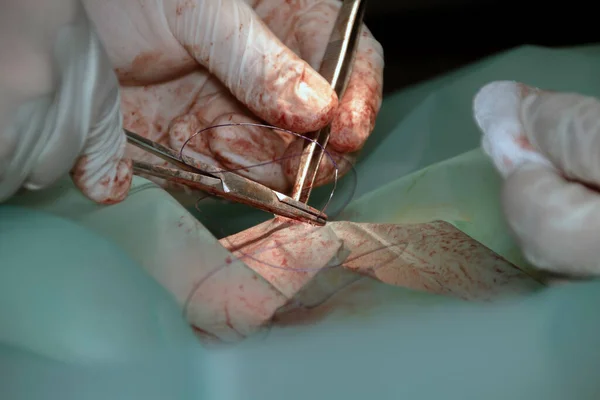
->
xmin=0 ymin=206 xmax=204 ymax=400
xmin=4 ymin=45 xmax=600 ymax=399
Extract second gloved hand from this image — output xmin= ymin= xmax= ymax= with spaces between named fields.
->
xmin=0 ymin=0 xmax=132 ymax=204
xmin=474 ymin=81 xmax=600 ymax=276
xmin=83 ymin=0 xmax=384 ymax=193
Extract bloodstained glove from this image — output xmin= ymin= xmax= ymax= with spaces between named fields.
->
xmin=83 ymin=0 xmax=384 ymax=192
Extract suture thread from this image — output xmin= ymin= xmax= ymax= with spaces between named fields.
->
xmin=178 ymin=122 xmax=358 ymax=218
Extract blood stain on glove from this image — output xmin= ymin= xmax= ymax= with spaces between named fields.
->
xmin=207 ymin=114 xmax=290 ymax=192
xmin=176 ymin=0 xmax=196 ymax=16
xmin=254 ymin=57 xmax=338 ymax=134
xmin=116 ymin=50 xmax=197 ymax=86
xmin=281 ymin=138 xmax=354 ymax=187
xmin=169 ymin=114 xmax=213 ymax=159
xmin=71 ymin=156 xmax=133 ymax=205
xmin=120 ymin=74 xmax=296 ymax=191
xmin=473 ymin=80 xmax=553 ymax=177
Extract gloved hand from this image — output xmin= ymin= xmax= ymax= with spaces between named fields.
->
xmin=0 ymin=0 xmax=132 ymax=204
xmin=82 ymin=0 xmax=384 ymax=193
xmin=474 ymin=81 xmax=600 ymax=276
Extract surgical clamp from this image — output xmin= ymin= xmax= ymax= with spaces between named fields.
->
xmin=125 ymin=130 xmax=327 ymax=226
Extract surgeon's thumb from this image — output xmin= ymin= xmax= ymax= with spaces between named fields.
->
xmin=167 ymin=0 xmax=338 ymax=133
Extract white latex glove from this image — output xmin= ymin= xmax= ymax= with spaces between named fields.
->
xmin=82 ymin=0 xmax=384 ymax=192
xmin=474 ymin=81 xmax=600 ymax=276
xmin=0 ymin=0 xmax=132 ymax=204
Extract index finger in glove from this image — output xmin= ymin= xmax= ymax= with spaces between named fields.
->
xmin=520 ymin=90 xmax=600 ymax=189
xmin=502 ymin=163 xmax=600 ymax=276
xmin=165 ymin=0 xmax=338 ymax=134
xmin=254 ymin=0 xmax=384 ymax=153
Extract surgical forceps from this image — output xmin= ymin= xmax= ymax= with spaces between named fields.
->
xmin=125 ymin=130 xmax=327 ymax=226
xmin=291 ymin=0 xmax=367 ymax=204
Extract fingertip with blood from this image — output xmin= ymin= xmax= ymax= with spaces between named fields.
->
xmin=328 ymin=33 xmax=384 ymax=153
xmin=71 ymin=156 xmax=133 ymax=204
xmin=329 ymin=92 xmax=378 ymax=153
xmin=252 ymin=61 xmax=339 ymax=134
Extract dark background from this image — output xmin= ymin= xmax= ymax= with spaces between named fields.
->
xmin=363 ymin=0 xmax=596 ymax=95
